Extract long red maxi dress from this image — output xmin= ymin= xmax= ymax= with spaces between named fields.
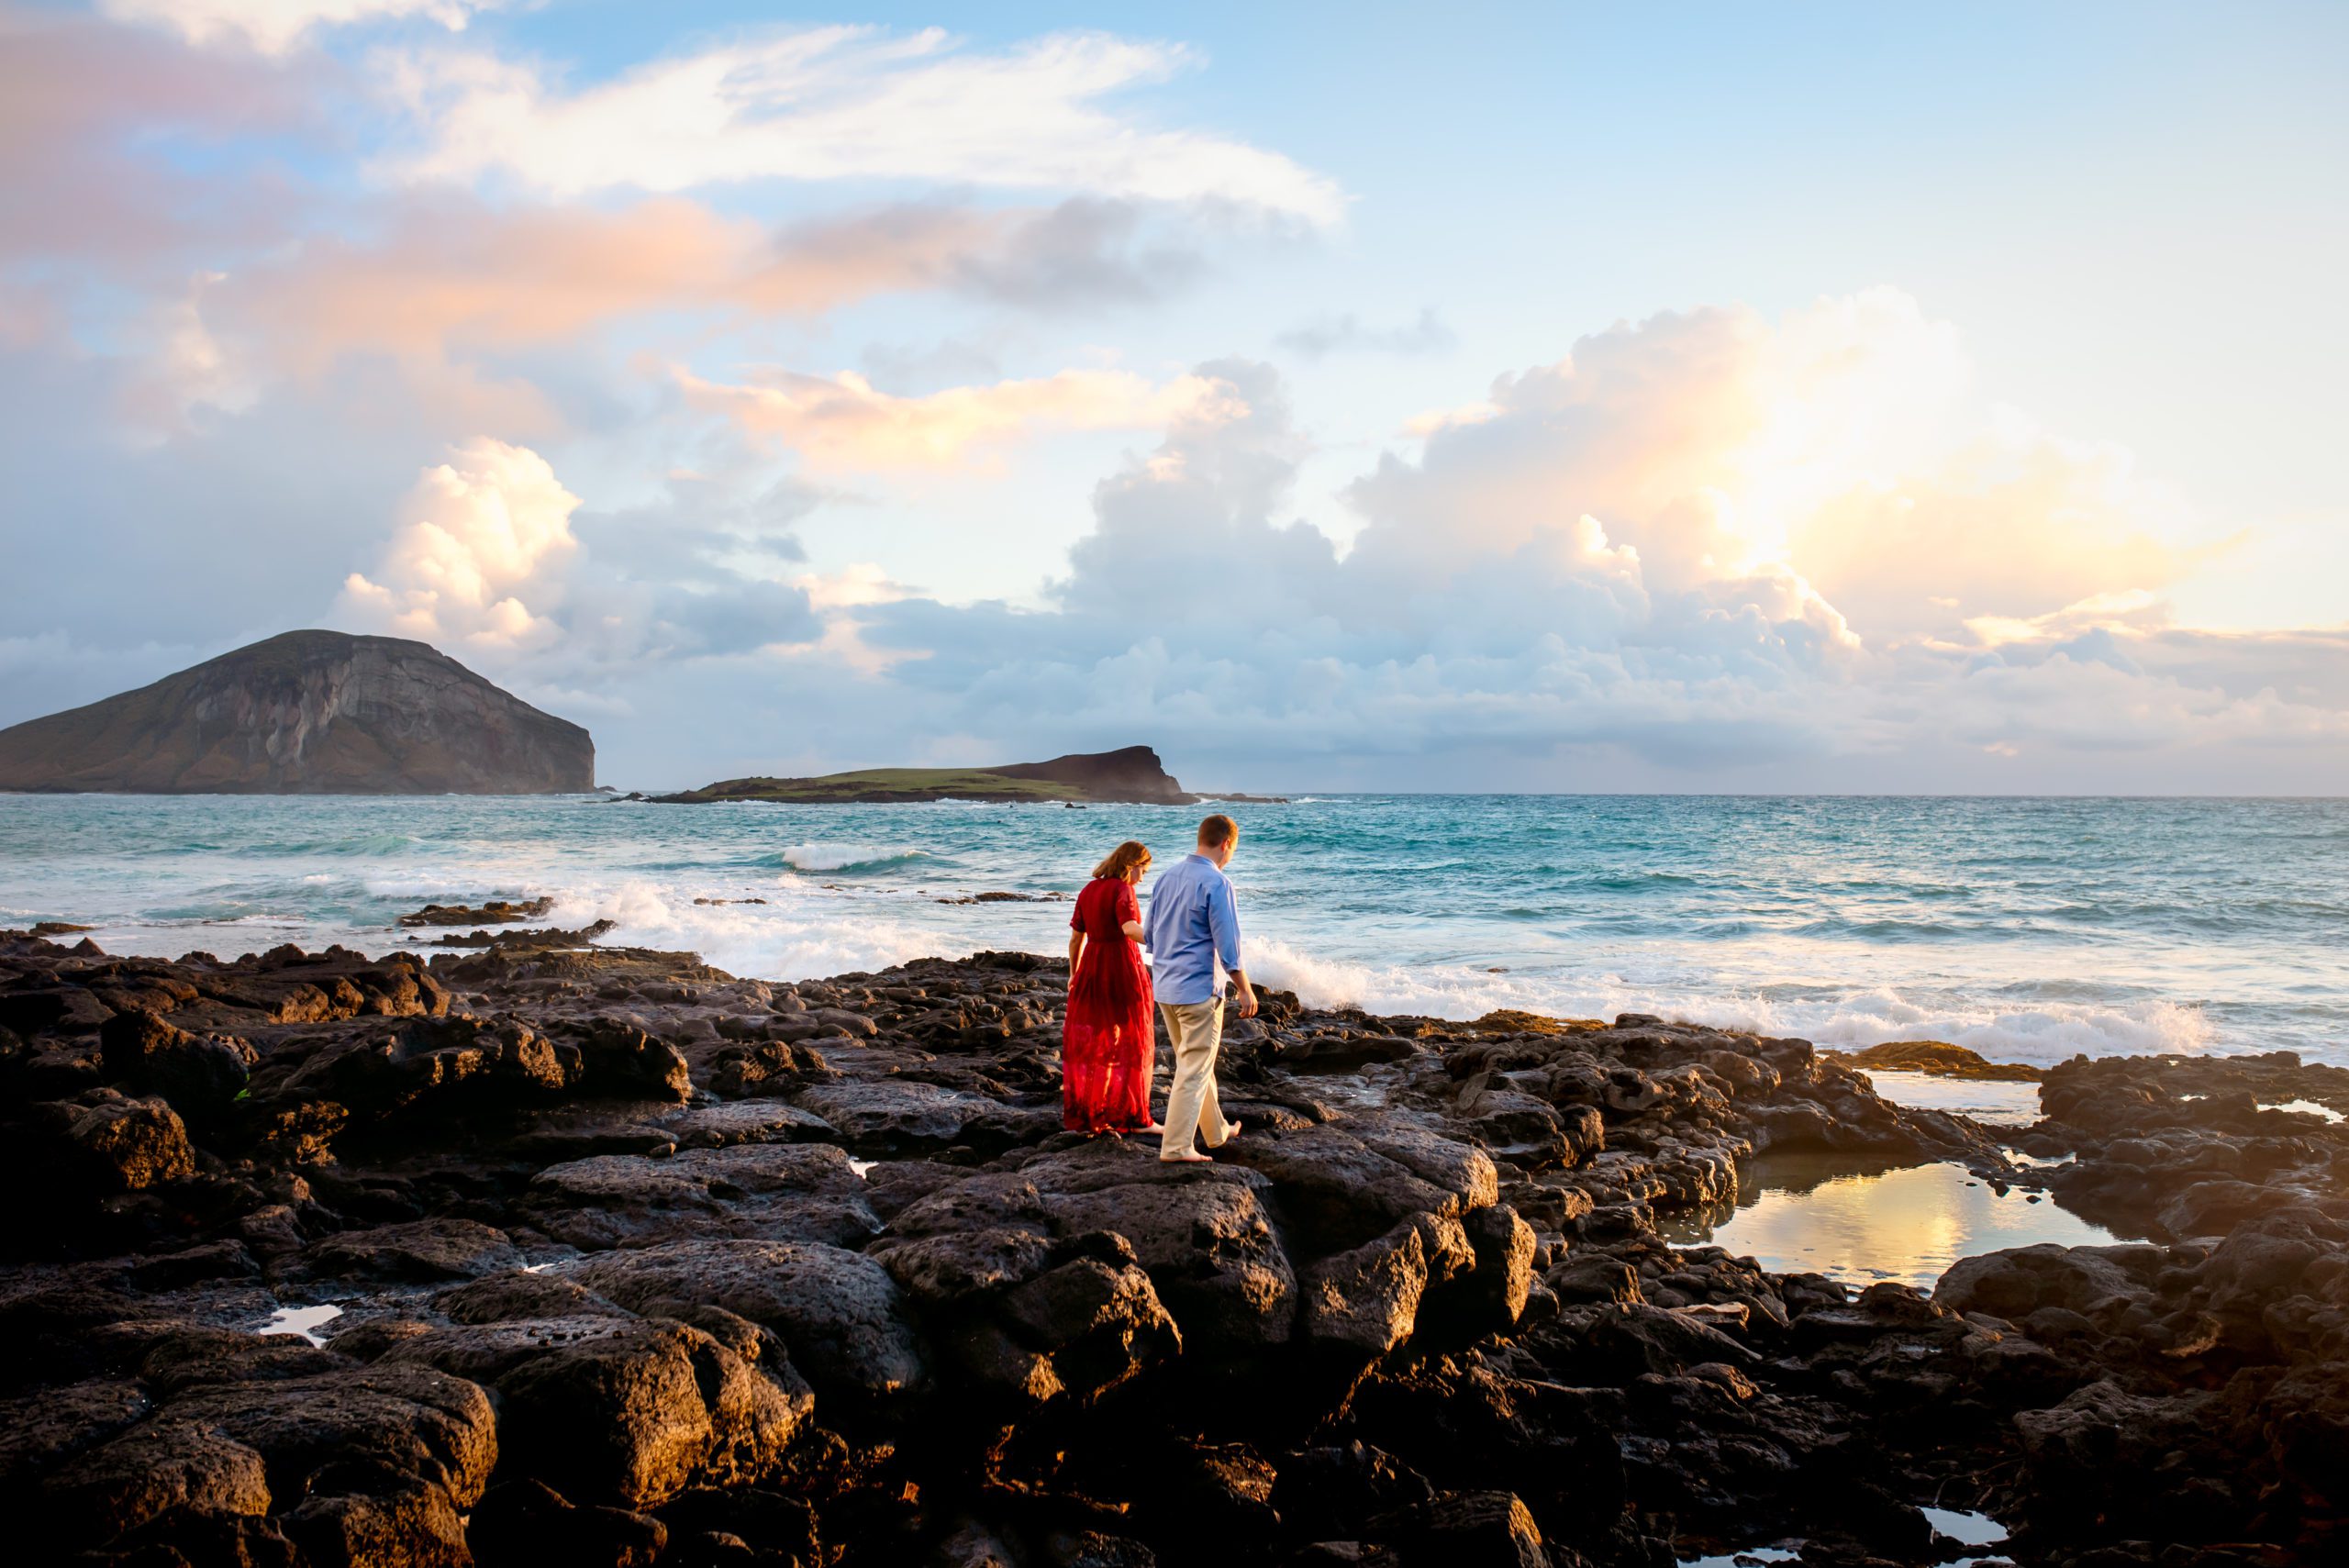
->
xmin=1063 ymin=875 xmax=1155 ymax=1132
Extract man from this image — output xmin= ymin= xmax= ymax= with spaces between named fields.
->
xmin=1143 ymin=813 xmax=1256 ymax=1163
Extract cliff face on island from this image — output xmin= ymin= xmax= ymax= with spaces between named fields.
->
xmin=985 ymin=745 xmax=1193 ymax=803
xmin=0 ymin=630 xmax=594 ymax=795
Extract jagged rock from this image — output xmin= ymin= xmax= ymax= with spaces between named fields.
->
xmin=399 ymin=898 xmax=557 ymax=929
xmin=1219 ymin=1123 xmax=1491 ymax=1252
xmin=528 ymin=1143 xmax=882 ymax=1251
xmin=436 ymin=1271 xmax=629 ymax=1325
xmin=1367 ymin=1489 xmax=1553 ymax=1567
xmin=378 ymin=1314 xmax=807 ymax=1507
xmin=39 ymin=1362 xmax=495 ymax=1563
xmin=1023 ymin=1149 xmax=1299 ymax=1354
xmin=303 ymin=1218 xmax=528 ymax=1284
xmin=469 ymin=1477 xmax=668 ymax=1568
xmin=791 ymin=1077 xmax=1039 ymax=1152
xmin=570 ymin=1239 xmax=926 ymax=1410
xmin=98 ymin=1007 xmax=254 ymax=1109
xmin=1935 ymin=1243 xmax=2153 ymax=1320
xmin=41 ymin=1091 xmax=195 ymax=1192
xmin=1301 ymin=1215 xmax=1474 ymax=1363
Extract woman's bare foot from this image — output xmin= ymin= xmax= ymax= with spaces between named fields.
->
xmin=1137 ymin=1121 xmax=1166 ymax=1134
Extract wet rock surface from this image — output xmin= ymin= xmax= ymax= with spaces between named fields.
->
xmin=2 ymin=924 xmax=2342 ymax=1565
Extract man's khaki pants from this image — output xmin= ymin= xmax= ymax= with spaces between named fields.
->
xmin=1158 ymin=998 xmax=1236 ymax=1160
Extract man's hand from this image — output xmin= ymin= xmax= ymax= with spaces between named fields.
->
xmin=1231 ymin=971 xmax=1259 ymax=1019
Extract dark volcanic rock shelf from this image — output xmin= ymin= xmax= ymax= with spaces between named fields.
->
xmin=1 ymin=927 xmax=2343 ymax=1567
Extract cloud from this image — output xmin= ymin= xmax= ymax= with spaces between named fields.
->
xmin=95 ymin=194 xmax=1223 ymax=432
xmin=206 ymin=199 xmax=1002 ymax=371
xmin=949 ymin=198 xmax=1206 ymax=309
xmin=382 ymin=26 xmax=1346 ymax=222
xmin=0 ymin=6 xmax=302 ymax=272
xmin=1276 ymin=307 xmax=1456 ymax=360
xmin=339 ymin=437 xmax=581 ymax=648
xmin=676 ymin=362 xmax=1247 ymax=473
xmin=103 ymin=0 xmax=496 ymax=55
xmin=838 ymin=294 xmax=2346 ymax=790
xmin=336 ymin=440 xmax=826 ymax=692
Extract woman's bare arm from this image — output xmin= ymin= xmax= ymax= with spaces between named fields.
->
xmin=1120 ymin=919 xmax=1145 ymax=940
xmin=1068 ymin=931 xmax=1085 ymax=970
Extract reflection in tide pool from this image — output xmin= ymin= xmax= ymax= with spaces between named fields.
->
xmin=256 ymin=1303 xmax=342 ymax=1346
xmin=2262 ymin=1098 xmax=2347 ymax=1124
xmin=1861 ymin=1069 xmax=2042 ymax=1127
xmin=1661 ymin=1152 xmax=2128 ymax=1289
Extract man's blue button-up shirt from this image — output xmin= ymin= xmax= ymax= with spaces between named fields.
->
xmin=1143 ymin=852 xmax=1241 ymax=1006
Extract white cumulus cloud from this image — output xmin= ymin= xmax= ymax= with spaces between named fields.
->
xmin=339 ymin=437 xmax=580 ymax=649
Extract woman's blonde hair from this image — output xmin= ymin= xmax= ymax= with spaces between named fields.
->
xmin=1092 ymin=840 xmax=1152 ymax=881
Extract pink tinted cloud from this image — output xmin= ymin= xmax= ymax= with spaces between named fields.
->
xmin=0 ymin=6 xmax=307 ymax=270
xmin=211 ymin=198 xmax=1005 ymax=373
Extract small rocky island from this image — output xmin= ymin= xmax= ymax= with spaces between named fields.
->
xmin=650 ymin=746 xmax=1203 ymax=806
xmin=0 ymin=631 xmax=595 ymax=795
xmin=2 ymin=922 xmax=2343 ymax=1567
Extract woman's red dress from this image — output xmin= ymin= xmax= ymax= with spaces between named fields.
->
xmin=1063 ymin=876 xmax=1155 ymax=1132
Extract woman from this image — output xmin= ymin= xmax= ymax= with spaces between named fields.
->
xmin=1063 ymin=839 xmax=1162 ymax=1135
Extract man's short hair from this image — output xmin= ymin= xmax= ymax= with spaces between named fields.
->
xmin=1197 ymin=813 xmax=1239 ymax=850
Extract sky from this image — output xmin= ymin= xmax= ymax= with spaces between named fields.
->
xmin=2 ymin=0 xmax=2345 ymax=793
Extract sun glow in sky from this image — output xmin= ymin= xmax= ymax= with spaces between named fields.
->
xmin=4 ymin=1 xmax=2345 ymax=790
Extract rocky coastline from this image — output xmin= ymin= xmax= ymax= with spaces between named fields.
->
xmin=2 ymin=925 xmax=2343 ymax=1567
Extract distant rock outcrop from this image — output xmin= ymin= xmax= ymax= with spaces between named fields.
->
xmin=0 ymin=630 xmax=594 ymax=795
xmin=984 ymin=746 xmax=1193 ymax=804
xmin=655 ymin=745 xmax=1195 ymax=805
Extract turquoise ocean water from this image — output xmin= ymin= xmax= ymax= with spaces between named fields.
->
xmin=3 ymin=794 xmax=2343 ymax=1067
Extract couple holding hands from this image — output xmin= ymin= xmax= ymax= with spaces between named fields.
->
xmin=1061 ymin=812 xmax=1254 ymax=1163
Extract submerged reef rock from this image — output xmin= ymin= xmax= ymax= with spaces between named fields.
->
xmin=2 ymin=921 xmax=2343 ymax=1565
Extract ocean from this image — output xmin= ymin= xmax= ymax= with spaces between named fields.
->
xmin=3 ymin=793 xmax=2343 ymax=1067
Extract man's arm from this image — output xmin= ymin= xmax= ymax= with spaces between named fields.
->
xmin=1209 ymin=877 xmax=1256 ymax=1018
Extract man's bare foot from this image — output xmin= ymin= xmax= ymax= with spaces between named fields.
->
xmin=1208 ymin=1119 xmax=1244 ymax=1149
xmin=1159 ymin=1151 xmax=1212 ymax=1163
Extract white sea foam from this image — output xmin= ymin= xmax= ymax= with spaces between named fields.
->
xmin=1744 ymin=989 xmax=2217 ymax=1065
xmin=1243 ymin=940 xmax=2219 ymax=1064
xmin=581 ymin=879 xmax=955 ymax=981
xmin=11 ymin=793 xmax=2341 ymax=1066
xmin=780 ymin=842 xmax=929 ymax=873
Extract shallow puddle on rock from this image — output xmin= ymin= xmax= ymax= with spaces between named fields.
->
xmin=2260 ymin=1098 xmax=2346 ymax=1124
xmin=1661 ymin=1152 xmax=2126 ymax=1289
xmin=1676 ymin=1505 xmax=2006 ymax=1567
xmin=1923 ymin=1506 xmax=2008 ymax=1547
xmin=849 ymin=1157 xmax=876 ymax=1179
xmin=257 ymin=1304 xmax=342 ymax=1346
xmin=1860 ymin=1070 xmax=2042 ymax=1127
